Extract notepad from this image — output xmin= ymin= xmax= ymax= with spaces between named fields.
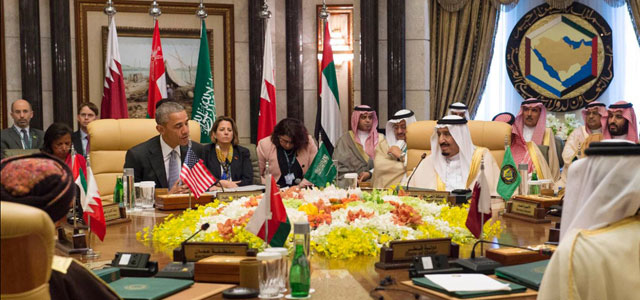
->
xmin=424 ymin=274 xmax=511 ymax=292
xmin=109 ymin=277 xmax=193 ymax=300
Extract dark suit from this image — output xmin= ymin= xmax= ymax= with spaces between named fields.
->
xmin=123 ymin=135 xmax=204 ymax=188
xmin=203 ymin=144 xmax=253 ymax=186
xmin=0 ymin=126 xmax=44 ymax=151
xmin=71 ymin=130 xmax=85 ymax=157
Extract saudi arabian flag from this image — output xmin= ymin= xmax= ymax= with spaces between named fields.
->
xmin=192 ymin=20 xmax=216 ymax=143
xmin=497 ymin=146 xmax=521 ymax=201
xmin=316 ymin=20 xmax=342 ymax=156
xmin=304 ymin=143 xmax=337 ymax=187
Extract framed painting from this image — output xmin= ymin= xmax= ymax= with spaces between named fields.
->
xmin=75 ymin=0 xmax=235 ymax=119
xmin=101 ymin=27 xmax=213 ymax=118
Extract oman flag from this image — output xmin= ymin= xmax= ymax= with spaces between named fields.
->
xmin=257 ymin=18 xmax=276 ymax=142
xmin=316 ymin=20 xmax=342 ymax=155
xmin=101 ymin=17 xmax=128 ymax=119
xmin=246 ymin=175 xmax=291 ymax=247
xmin=147 ymin=20 xmax=167 ymax=118
xmin=70 ymin=155 xmax=106 ymax=241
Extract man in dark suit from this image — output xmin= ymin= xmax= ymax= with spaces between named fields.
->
xmin=124 ymin=102 xmax=204 ymax=194
xmin=1 ymin=99 xmax=44 ymax=152
xmin=71 ymin=102 xmax=99 ymax=157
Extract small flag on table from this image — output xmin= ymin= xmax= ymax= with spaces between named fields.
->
xmin=180 ymin=145 xmax=217 ymax=199
xmin=304 ymin=143 xmax=337 ymax=187
xmin=246 ymin=175 xmax=291 ymax=247
xmin=497 ymin=146 xmax=521 ymax=201
xmin=70 ymin=154 xmax=106 ymax=241
xmin=465 ymin=170 xmax=491 ymax=239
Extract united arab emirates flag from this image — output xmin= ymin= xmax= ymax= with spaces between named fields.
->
xmin=497 ymin=146 xmax=521 ymax=201
xmin=246 ymin=175 xmax=291 ymax=247
xmin=304 ymin=143 xmax=337 ymax=187
xmin=71 ymin=155 xmax=106 ymax=241
xmin=315 ymin=20 xmax=342 ymax=156
xmin=192 ymin=20 xmax=216 ymax=143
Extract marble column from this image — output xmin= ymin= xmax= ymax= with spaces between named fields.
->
xmin=50 ymin=0 xmax=73 ymax=127
xmin=387 ymin=0 xmax=406 ymax=115
xmin=19 ymin=0 xmax=43 ymax=129
xmin=361 ymin=0 xmax=379 ymax=113
xmin=285 ymin=0 xmax=303 ymax=120
xmin=249 ymin=0 xmax=265 ymax=143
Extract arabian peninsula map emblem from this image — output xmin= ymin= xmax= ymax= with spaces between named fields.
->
xmin=506 ymin=3 xmax=613 ymax=112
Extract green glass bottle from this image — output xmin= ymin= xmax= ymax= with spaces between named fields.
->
xmin=530 ymin=171 xmax=540 ymax=195
xmin=289 ymin=233 xmax=310 ymax=297
xmin=114 ymin=176 xmax=126 ymax=217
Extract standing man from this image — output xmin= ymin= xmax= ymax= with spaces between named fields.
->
xmin=1 ymin=99 xmax=44 ymax=152
xmin=72 ymin=102 xmax=99 ymax=157
xmin=124 ymin=102 xmax=204 ymax=194
xmin=510 ymin=98 xmax=560 ymax=183
xmin=373 ymin=109 xmax=416 ymax=188
xmin=447 ymin=102 xmax=470 ymax=119
xmin=405 ymin=115 xmax=500 ymax=194
xmin=333 ymin=105 xmax=383 ymax=187
xmin=603 ymin=101 xmax=638 ymax=143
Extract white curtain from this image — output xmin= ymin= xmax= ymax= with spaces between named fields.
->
xmin=475 ymin=0 xmax=640 ymax=121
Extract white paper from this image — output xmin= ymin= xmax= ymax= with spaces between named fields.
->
xmin=221 ymin=185 xmax=265 ymax=192
xmin=425 ymin=274 xmax=511 ymax=292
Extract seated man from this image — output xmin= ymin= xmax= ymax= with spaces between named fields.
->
xmin=603 ymin=101 xmax=638 ymax=143
xmin=333 ymin=105 xmax=383 ymax=187
xmin=405 ymin=116 xmax=500 ymax=194
xmin=447 ymin=102 xmax=470 ymax=119
xmin=538 ymin=142 xmax=640 ymax=300
xmin=124 ymin=101 xmax=204 ymax=194
xmin=558 ymin=101 xmax=606 ymax=187
xmin=510 ymin=98 xmax=560 ymax=183
xmin=0 ymin=153 xmax=121 ymax=300
xmin=1 ymin=99 xmax=44 ymax=152
xmin=372 ymin=109 xmax=416 ymax=188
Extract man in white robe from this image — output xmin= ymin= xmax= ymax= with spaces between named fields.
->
xmin=603 ymin=101 xmax=638 ymax=143
xmin=372 ymin=109 xmax=416 ymax=188
xmin=447 ymin=102 xmax=470 ymax=119
xmin=510 ymin=98 xmax=560 ymax=184
xmin=405 ymin=116 xmax=500 ymax=195
xmin=538 ymin=141 xmax=640 ymax=300
xmin=558 ymin=101 xmax=606 ymax=187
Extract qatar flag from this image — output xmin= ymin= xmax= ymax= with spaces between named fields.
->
xmin=101 ymin=17 xmax=128 ymax=119
xmin=147 ymin=20 xmax=167 ymax=118
xmin=257 ymin=18 xmax=276 ymax=142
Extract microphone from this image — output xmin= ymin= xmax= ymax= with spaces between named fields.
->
xmin=214 ymin=180 xmax=225 ymax=193
xmin=156 ymin=223 xmax=210 ymax=279
xmin=182 ymin=223 xmax=210 ymax=264
xmin=455 ymin=240 xmax=553 ymax=274
xmin=405 ymin=153 xmax=427 ymax=191
xmin=470 ymin=240 xmax=553 ymax=259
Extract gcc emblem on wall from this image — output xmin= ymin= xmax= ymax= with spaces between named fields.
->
xmin=506 ymin=3 xmax=613 ymax=112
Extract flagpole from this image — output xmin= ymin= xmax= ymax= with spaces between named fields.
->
xmin=70 ymin=145 xmax=78 ymax=230
xmin=104 ymin=0 xmax=115 ymax=25
xmin=84 ymin=155 xmax=100 ymax=259
xmin=259 ymin=0 xmax=272 ymax=249
xmin=480 ymin=157 xmax=485 ymax=256
xmin=149 ymin=1 xmax=161 ymax=22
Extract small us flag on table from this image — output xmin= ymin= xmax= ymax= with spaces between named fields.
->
xmin=180 ymin=145 xmax=217 ymax=199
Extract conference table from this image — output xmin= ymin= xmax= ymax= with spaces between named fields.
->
xmin=76 ymin=208 xmax=555 ymax=300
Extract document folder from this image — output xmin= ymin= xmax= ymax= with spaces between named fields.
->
xmin=494 ymin=259 xmax=549 ymax=291
xmin=109 ymin=277 xmax=193 ymax=300
xmin=412 ymin=277 xmax=527 ymax=298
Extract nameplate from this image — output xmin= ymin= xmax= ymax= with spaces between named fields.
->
xmin=391 ymin=238 xmax=451 ymax=261
xmin=183 ymin=242 xmax=250 ymax=261
xmin=511 ymin=199 xmax=537 ymax=217
xmin=103 ymin=202 xmax=122 ymax=221
xmin=404 ymin=191 xmax=450 ymax=203
xmin=216 ymin=191 xmax=264 ymax=202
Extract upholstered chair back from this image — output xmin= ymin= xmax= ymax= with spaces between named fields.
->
xmin=1 ymin=201 xmax=55 ymax=300
xmin=88 ymin=119 xmax=201 ymax=197
xmin=406 ymin=120 xmax=512 ymax=173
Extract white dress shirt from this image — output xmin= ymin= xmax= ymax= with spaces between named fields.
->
xmin=80 ymin=130 xmax=89 ymax=153
xmin=523 ymin=125 xmax=535 ymax=142
xmin=13 ymin=125 xmax=30 ymax=149
xmin=159 ymin=136 xmax=181 ymax=182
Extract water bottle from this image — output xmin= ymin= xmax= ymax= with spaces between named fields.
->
xmin=113 ymin=176 xmax=126 ymax=218
xmin=530 ymin=171 xmax=540 ymax=195
xmin=289 ymin=226 xmax=310 ymax=297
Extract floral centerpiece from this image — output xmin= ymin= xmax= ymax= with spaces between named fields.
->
xmin=547 ymin=113 xmax=581 ymax=140
xmin=138 ymin=186 xmax=502 ymax=259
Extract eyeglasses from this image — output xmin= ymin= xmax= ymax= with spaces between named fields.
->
xmin=279 ymin=137 xmax=294 ymax=145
